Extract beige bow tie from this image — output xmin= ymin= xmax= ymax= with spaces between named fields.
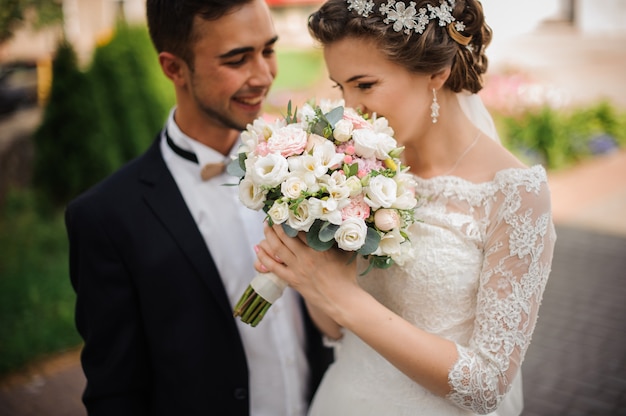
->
xmin=200 ymin=162 xmax=227 ymax=181
xmin=165 ymin=130 xmax=227 ymax=181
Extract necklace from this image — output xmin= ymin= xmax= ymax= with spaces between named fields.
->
xmin=442 ymin=130 xmax=482 ymax=176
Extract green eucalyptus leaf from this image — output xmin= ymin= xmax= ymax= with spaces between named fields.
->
xmin=306 ymin=220 xmax=336 ymax=251
xmin=325 ymin=106 xmax=344 ymax=128
xmin=318 ymin=222 xmax=339 ymax=242
xmin=226 ymin=155 xmax=245 ymax=178
xmin=282 ymin=223 xmax=298 ymax=237
xmin=357 ymin=227 xmax=381 ymax=255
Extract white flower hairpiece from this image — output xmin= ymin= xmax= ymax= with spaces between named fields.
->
xmin=347 ymin=0 xmax=466 ymax=38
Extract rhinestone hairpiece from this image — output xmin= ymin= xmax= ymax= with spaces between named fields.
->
xmin=347 ymin=0 xmax=467 ymax=37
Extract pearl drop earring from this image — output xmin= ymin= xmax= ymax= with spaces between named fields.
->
xmin=431 ymin=88 xmax=440 ymax=123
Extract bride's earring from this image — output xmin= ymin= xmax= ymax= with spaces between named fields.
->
xmin=430 ymin=88 xmax=440 ymax=123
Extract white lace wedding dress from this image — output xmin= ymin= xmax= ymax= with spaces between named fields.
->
xmin=308 ymin=165 xmax=556 ymax=416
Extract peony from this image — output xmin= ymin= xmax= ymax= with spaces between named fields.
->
xmin=334 ymin=217 xmax=368 ymax=251
xmin=374 ymin=208 xmax=400 ymax=231
xmin=268 ymin=124 xmax=308 ymax=157
xmin=342 ymin=107 xmax=372 ymax=130
xmin=341 ymin=194 xmax=371 ymax=220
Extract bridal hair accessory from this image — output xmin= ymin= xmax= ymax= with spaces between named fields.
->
xmin=430 ymin=88 xmax=440 ymax=123
xmin=346 ymin=0 xmax=472 ymax=45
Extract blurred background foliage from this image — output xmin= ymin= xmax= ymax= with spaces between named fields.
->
xmin=0 ymin=0 xmax=63 ymax=44
xmin=1 ymin=16 xmax=625 ymax=377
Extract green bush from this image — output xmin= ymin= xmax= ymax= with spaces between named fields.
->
xmin=88 ymin=22 xmax=174 ymax=162
xmin=32 ymin=40 xmax=117 ymax=207
xmin=32 ymin=23 xmax=175 ymax=209
xmin=0 ymin=191 xmax=80 ymax=376
xmin=497 ymin=101 xmax=626 ymax=170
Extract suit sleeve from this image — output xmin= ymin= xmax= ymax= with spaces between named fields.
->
xmin=66 ymin=199 xmax=151 ymax=416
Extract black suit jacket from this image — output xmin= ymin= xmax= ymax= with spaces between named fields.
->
xmin=66 ymin=135 xmax=332 ymax=416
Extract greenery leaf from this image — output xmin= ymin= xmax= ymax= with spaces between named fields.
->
xmin=358 ymin=227 xmax=381 ymax=255
xmin=325 ymin=106 xmax=344 ymax=128
xmin=318 ymin=222 xmax=339 ymax=242
xmin=226 ymin=155 xmax=245 ymax=178
xmin=282 ymin=223 xmax=298 ymax=237
xmin=306 ymin=220 xmax=336 ymax=251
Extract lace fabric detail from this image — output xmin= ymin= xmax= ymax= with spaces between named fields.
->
xmin=309 ymin=165 xmax=556 ymax=415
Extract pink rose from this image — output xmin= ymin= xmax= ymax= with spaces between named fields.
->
xmin=342 ymin=108 xmax=372 ymax=130
xmin=374 ymin=208 xmax=400 ymax=231
xmin=268 ymin=125 xmax=308 ymax=157
xmin=255 ymin=141 xmax=270 ymax=156
xmin=341 ymin=194 xmax=371 ymax=220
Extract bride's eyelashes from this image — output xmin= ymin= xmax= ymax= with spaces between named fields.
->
xmin=356 ymin=82 xmax=375 ymax=90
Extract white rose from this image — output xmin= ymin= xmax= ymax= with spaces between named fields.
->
xmin=333 ymin=119 xmax=354 ymax=142
xmin=281 ymin=175 xmax=308 ymax=199
xmin=374 ymin=208 xmax=400 ymax=231
xmin=344 ymin=175 xmax=363 ymax=197
xmin=364 ymin=175 xmax=397 ymax=209
xmin=268 ymin=200 xmax=290 ymax=224
xmin=286 ymin=199 xmax=316 ymax=232
xmin=352 ymin=129 xmax=398 ymax=160
xmin=238 ymin=177 xmax=266 ymax=210
xmin=334 ymin=217 xmax=367 ymax=251
xmin=247 ymin=153 xmax=290 ymax=188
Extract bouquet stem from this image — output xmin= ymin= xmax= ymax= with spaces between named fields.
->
xmin=233 ymin=272 xmax=287 ymax=327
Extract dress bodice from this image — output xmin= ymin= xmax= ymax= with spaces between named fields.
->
xmin=309 ymin=165 xmax=556 ymax=416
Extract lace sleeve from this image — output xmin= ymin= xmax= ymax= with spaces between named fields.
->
xmin=446 ymin=172 xmax=557 ymax=414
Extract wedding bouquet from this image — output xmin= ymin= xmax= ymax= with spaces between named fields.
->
xmin=229 ymin=100 xmax=418 ymax=326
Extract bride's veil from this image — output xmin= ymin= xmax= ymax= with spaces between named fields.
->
xmin=456 ymin=90 xmax=501 ymax=144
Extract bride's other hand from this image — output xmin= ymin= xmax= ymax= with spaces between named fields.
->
xmin=254 ymin=223 xmax=357 ymax=338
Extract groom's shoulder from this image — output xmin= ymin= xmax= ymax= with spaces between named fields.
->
xmin=69 ymin=134 xmax=162 ymax=209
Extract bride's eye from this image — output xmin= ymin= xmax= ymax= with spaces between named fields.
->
xmin=357 ymin=82 xmax=375 ymax=90
xmin=332 ymin=83 xmax=344 ymax=91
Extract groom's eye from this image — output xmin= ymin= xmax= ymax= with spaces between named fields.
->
xmin=225 ymin=56 xmax=246 ymax=66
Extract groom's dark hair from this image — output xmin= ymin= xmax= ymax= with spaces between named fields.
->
xmin=146 ymin=0 xmax=254 ymax=67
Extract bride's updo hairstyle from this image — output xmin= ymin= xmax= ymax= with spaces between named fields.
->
xmin=308 ymin=0 xmax=492 ymax=93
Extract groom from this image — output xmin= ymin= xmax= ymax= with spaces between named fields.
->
xmin=65 ymin=0 xmax=332 ymax=415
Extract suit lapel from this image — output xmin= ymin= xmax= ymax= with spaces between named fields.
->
xmin=138 ymin=136 xmax=235 ymax=321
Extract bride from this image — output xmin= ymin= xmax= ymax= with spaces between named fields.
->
xmin=255 ymin=0 xmax=556 ymax=414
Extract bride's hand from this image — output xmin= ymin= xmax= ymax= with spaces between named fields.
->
xmin=255 ymin=222 xmax=359 ymax=316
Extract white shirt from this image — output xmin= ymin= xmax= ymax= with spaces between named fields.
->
xmin=160 ymin=108 xmax=310 ymax=416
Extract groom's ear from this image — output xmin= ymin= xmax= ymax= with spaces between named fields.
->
xmin=429 ymin=67 xmax=452 ymax=90
xmin=159 ymin=51 xmax=188 ymax=87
